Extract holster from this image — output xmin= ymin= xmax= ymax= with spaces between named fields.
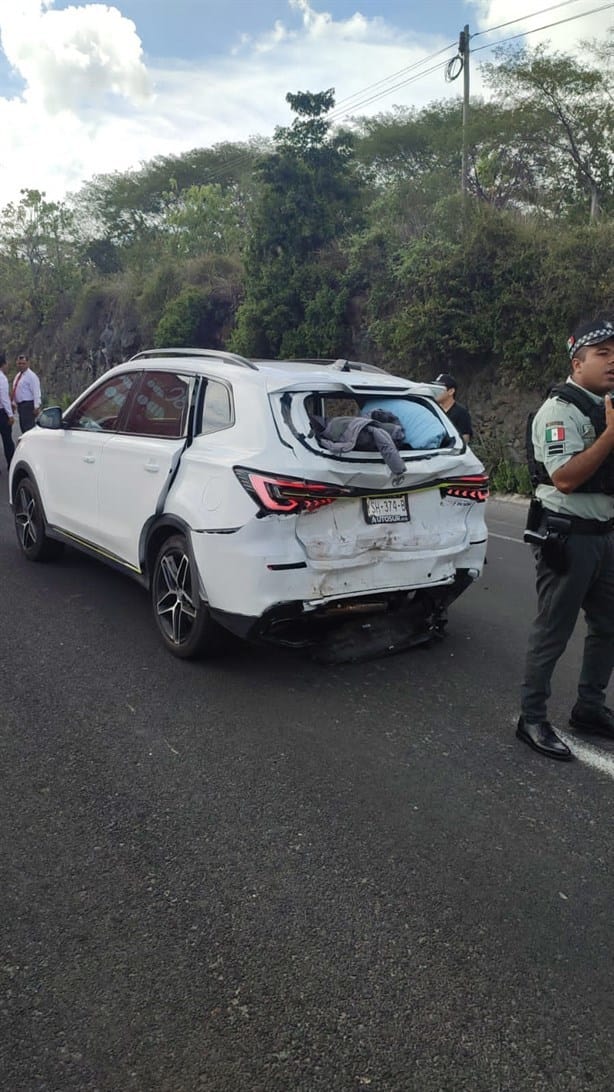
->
xmin=523 ymin=498 xmax=571 ymax=574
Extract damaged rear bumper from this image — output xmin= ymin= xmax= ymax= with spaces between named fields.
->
xmin=210 ymin=568 xmax=479 ymax=663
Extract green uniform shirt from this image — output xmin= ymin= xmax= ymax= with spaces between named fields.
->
xmin=533 ymin=379 xmax=614 ymax=521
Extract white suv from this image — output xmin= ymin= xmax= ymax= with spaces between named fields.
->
xmin=8 ymin=349 xmax=488 ymax=662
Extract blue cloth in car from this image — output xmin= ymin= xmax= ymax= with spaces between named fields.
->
xmin=360 ymin=397 xmax=446 ymax=450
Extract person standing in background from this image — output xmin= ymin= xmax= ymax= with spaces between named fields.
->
xmin=0 ymin=352 xmax=15 ymax=471
xmin=12 ymin=353 xmax=41 ymax=433
xmin=432 ymin=372 xmax=473 ymax=443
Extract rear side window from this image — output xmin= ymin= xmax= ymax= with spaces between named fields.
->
xmin=199 ymin=379 xmax=233 ymax=435
xmin=124 ymin=371 xmax=192 ymax=438
xmin=66 ymin=372 xmax=137 ymax=431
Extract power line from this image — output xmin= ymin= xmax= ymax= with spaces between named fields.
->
xmin=186 ymin=52 xmax=463 ymax=188
xmin=332 ymin=2 xmax=611 ymax=114
xmin=328 ymin=59 xmax=454 ymax=120
xmin=472 ymin=2 xmax=614 ymax=54
xmin=472 ymin=0 xmax=602 ymax=39
xmin=332 ymin=41 xmax=456 ymax=113
xmin=323 ymin=2 xmax=614 ymax=121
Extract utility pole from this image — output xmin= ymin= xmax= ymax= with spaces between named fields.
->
xmin=459 ymin=24 xmax=470 ymax=200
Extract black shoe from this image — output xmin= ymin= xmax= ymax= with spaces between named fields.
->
xmin=516 ymin=716 xmax=573 ymax=761
xmin=569 ymin=703 xmax=614 ymax=737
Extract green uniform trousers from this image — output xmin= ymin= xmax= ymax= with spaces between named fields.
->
xmin=521 ymin=530 xmax=614 ymax=722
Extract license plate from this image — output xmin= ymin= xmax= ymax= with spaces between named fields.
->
xmin=363 ymin=494 xmax=410 ymax=524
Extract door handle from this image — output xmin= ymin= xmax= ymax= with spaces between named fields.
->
xmin=83 ymin=455 xmax=95 ymax=463
xmin=145 ymin=461 xmax=160 ymax=473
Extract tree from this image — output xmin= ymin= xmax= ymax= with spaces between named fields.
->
xmin=71 ymin=141 xmax=267 ymax=268
xmin=229 ymin=89 xmax=365 ymax=357
xmin=481 ymin=45 xmax=614 ymax=221
xmin=0 ymin=189 xmax=81 ymax=328
xmin=162 ymin=183 xmax=244 ymax=259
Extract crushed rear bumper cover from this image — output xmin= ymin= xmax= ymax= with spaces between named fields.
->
xmin=210 ymin=569 xmax=476 ymax=663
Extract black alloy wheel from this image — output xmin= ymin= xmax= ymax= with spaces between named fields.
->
xmin=14 ymin=476 xmax=63 ymax=562
xmin=151 ymin=533 xmax=227 ymax=658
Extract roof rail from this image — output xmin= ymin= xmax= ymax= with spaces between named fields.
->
xmin=129 ymin=347 xmax=259 ymax=371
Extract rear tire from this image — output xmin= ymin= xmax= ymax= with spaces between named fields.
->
xmin=151 ymin=533 xmax=228 ymax=659
xmin=14 ymin=476 xmax=64 ymax=562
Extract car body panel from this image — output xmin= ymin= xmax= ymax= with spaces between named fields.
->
xmin=17 ymin=428 xmax=113 ymax=542
xmin=96 ymin=432 xmax=185 ymax=564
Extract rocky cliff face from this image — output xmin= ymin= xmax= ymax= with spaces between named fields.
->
xmin=33 ymin=301 xmax=146 ymax=404
xmin=461 ymin=373 xmax=547 ymax=466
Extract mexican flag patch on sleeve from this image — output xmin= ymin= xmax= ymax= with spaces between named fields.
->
xmin=545 ymin=425 xmax=565 ymax=442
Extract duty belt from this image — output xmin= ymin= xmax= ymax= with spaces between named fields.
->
xmin=542 ymin=508 xmax=614 ymax=535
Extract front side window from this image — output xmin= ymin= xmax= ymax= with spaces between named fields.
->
xmin=124 ymin=371 xmax=192 ymax=438
xmin=66 ymin=373 xmax=137 ymax=431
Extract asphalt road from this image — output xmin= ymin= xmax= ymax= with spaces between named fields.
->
xmin=1 ymin=489 xmax=614 ymax=1092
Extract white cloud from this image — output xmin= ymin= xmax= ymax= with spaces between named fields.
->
xmin=250 ymin=20 xmax=291 ymax=55
xmin=1 ymin=0 xmax=151 ymax=112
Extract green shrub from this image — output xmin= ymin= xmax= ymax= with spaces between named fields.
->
xmin=485 ymin=457 xmax=532 ymax=495
xmin=473 ymin=435 xmax=532 ymax=496
xmin=154 ymin=287 xmax=231 ymax=348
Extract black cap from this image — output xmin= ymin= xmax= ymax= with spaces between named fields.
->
xmin=567 ymin=317 xmax=614 ymax=359
xmin=434 ymin=372 xmax=457 ymax=392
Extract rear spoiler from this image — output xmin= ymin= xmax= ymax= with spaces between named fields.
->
xmin=266 ymin=379 xmax=438 ymax=397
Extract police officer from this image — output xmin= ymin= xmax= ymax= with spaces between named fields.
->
xmin=518 ymin=316 xmax=614 ymax=760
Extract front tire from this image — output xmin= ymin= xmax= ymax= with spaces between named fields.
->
xmin=151 ymin=533 xmax=227 ymax=659
xmin=14 ymin=476 xmax=64 ymax=562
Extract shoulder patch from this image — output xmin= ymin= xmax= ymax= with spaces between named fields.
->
xmin=545 ymin=424 xmax=565 ymax=443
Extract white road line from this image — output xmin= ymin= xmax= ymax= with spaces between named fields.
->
xmin=488 ymin=531 xmax=524 ymax=544
xmin=558 ymin=730 xmax=614 ymax=781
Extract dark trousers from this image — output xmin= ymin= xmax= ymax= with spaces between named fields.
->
xmin=17 ymin=400 xmax=36 ymax=432
xmin=0 ymin=408 xmax=14 ymax=468
xmin=521 ymin=531 xmax=614 ymax=721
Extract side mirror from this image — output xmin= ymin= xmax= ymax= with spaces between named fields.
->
xmin=37 ymin=406 xmax=63 ymax=430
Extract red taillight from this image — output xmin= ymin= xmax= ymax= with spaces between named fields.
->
xmin=440 ymin=474 xmax=489 ymax=502
xmin=231 ymin=467 xmax=351 ymax=513
xmin=234 ymin=468 xmax=352 ymax=514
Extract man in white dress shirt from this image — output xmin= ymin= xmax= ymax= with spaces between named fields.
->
xmin=11 ymin=353 xmax=41 ymax=433
xmin=0 ymin=352 xmax=15 ymax=470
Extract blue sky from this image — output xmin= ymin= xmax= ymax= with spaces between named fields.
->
xmin=20 ymin=1 xmax=467 ymax=63
xmin=0 ymin=1 xmax=611 ymax=210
